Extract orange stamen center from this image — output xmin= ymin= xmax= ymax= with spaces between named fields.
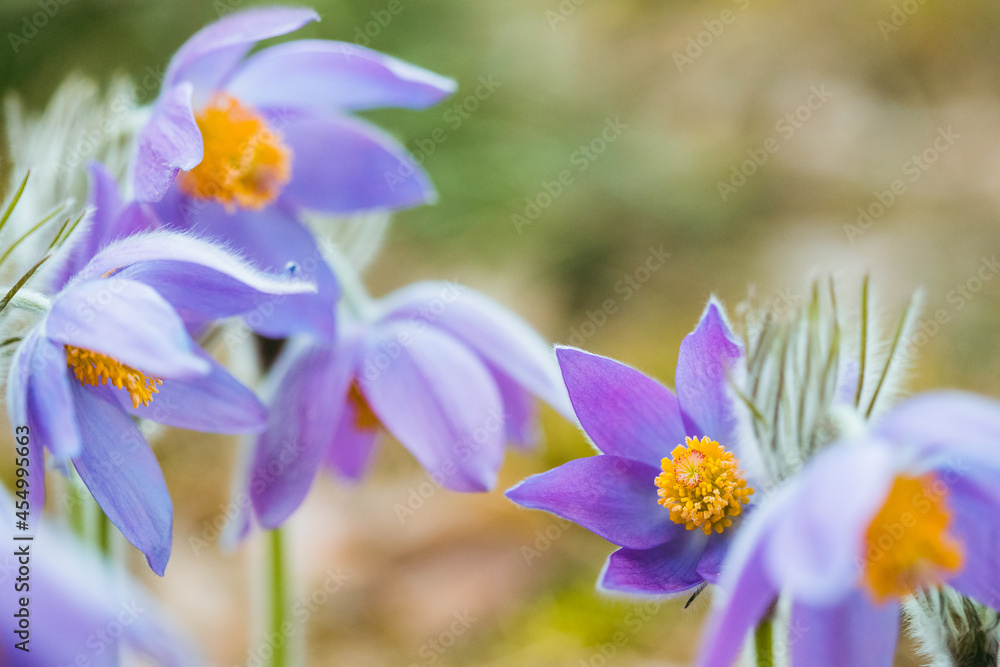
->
xmin=655 ymin=436 xmax=754 ymax=535
xmin=863 ymin=474 xmax=963 ymax=602
xmin=65 ymin=346 xmax=163 ymax=408
xmin=177 ymin=94 xmax=291 ymax=211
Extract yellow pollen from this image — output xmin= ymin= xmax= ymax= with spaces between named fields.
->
xmin=65 ymin=346 xmax=163 ymax=409
xmin=348 ymin=382 xmax=380 ymax=431
xmin=863 ymin=474 xmax=963 ymax=602
xmin=655 ymin=436 xmax=754 ymax=536
xmin=177 ymin=94 xmax=292 ymax=211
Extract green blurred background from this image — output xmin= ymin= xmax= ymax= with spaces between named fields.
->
xmin=4 ymin=0 xmax=1000 ymax=664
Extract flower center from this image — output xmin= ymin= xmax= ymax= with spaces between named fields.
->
xmin=348 ymin=382 xmax=379 ymax=431
xmin=65 ymin=346 xmax=163 ymax=409
xmin=177 ymin=94 xmax=292 ymax=211
xmin=655 ymin=436 xmax=753 ymax=535
xmin=863 ymin=474 xmax=963 ymax=602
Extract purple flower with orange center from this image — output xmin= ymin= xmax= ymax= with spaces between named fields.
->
xmin=238 ymin=280 xmax=574 ymax=531
xmin=8 ymin=230 xmax=314 ymax=574
xmin=506 ymin=301 xmax=757 ymax=595
xmin=697 ymin=392 xmax=1000 ymax=667
xmin=133 ymin=7 xmax=455 ymax=337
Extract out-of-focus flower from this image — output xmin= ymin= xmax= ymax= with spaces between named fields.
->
xmin=8 ymin=230 xmax=315 ymax=574
xmin=133 ymin=6 xmax=455 ymax=337
xmin=0 ymin=489 xmax=204 ymax=666
xmin=697 ymin=392 xmax=1000 ymax=667
xmin=506 ymin=301 xmax=756 ymax=595
xmin=241 ymin=280 xmax=573 ymax=530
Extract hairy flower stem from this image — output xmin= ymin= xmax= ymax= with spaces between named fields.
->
xmin=266 ymin=527 xmax=290 ymax=667
xmin=754 ymin=618 xmax=774 ymax=667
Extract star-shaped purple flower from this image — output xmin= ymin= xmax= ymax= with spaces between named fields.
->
xmin=506 ymin=300 xmax=756 ymax=595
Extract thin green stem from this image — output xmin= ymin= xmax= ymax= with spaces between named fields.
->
xmin=268 ymin=527 xmax=289 ymax=667
xmin=754 ymin=617 xmax=774 ymax=667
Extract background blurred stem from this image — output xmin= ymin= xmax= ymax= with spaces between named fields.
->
xmin=754 ymin=617 xmax=774 ymax=667
xmin=266 ymin=527 xmax=290 ymax=667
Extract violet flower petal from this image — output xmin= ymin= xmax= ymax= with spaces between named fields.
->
xmin=506 ymin=455 xmax=681 ymax=550
xmin=164 ymin=6 xmax=319 ymax=95
xmin=382 ymin=281 xmax=573 ymax=420
xmin=599 ymin=538 xmax=709 ymax=596
xmin=556 ymin=346 xmax=687 ymax=467
xmin=119 ymin=350 xmax=268 ymax=434
xmin=47 ymin=277 xmax=209 ymax=379
xmin=71 ymin=385 xmax=172 ymax=575
xmin=281 ymin=114 xmax=436 ymax=213
xmin=675 ymin=300 xmax=746 ymax=444
xmin=225 ymin=39 xmax=456 ymax=113
xmin=358 ymin=322 xmax=504 ymax=492
xmin=250 ymin=342 xmax=353 ymax=528
xmin=134 ymin=83 xmax=203 ymax=202
xmin=26 ymin=337 xmax=81 ymax=459
xmin=789 ymin=593 xmax=898 ymax=667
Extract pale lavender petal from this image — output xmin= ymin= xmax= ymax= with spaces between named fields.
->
xmin=382 ymin=281 xmax=573 ymax=420
xmin=57 ymin=162 xmax=165 ymax=289
xmin=505 ymin=455 xmax=681 ymax=550
xmin=226 ymin=39 xmax=455 ymax=113
xmin=119 ymin=351 xmax=267 ymax=433
xmin=789 ymin=593 xmax=898 ymax=667
xmin=281 ymin=114 xmax=435 ymax=213
xmin=152 ymin=199 xmax=336 ymax=338
xmin=491 ymin=366 xmax=540 ymax=448
xmin=764 ymin=441 xmax=896 ymax=606
xmin=134 ymin=83 xmax=203 ymax=202
xmin=26 ymin=337 xmax=80 ymax=459
xmin=46 ymin=277 xmax=209 ymax=379
xmin=555 ymin=347 xmax=687 ymax=467
xmin=600 ymin=538 xmax=708 ymax=595
xmin=358 ymin=322 xmax=504 ymax=492
xmin=6 ymin=331 xmax=44 ymax=535
xmin=72 ymin=229 xmax=317 ymax=310
xmin=71 ymin=384 xmax=172 ymax=575
xmin=875 ymin=391 xmax=1000 ymax=470
xmin=945 ymin=478 xmax=1000 ymax=605
xmin=250 ymin=342 xmax=353 ymax=528
xmin=695 ymin=535 xmax=729 ymax=584
xmin=675 ymin=300 xmax=746 ymax=444
xmin=164 ymin=7 xmax=319 ymax=95
xmin=325 ymin=401 xmax=380 ymax=480
xmin=696 ymin=538 xmax=779 ymax=667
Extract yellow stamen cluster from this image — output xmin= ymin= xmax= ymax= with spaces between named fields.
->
xmin=348 ymin=382 xmax=380 ymax=431
xmin=65 ymin=346 xmax=163 ymax=409
xmin=863 ymin=474 xmax=963 ymax=601
xmin=655 ymin=436 xmax=753 ymax=535
xmin=177 ymin=94 xmax=291 ymax=211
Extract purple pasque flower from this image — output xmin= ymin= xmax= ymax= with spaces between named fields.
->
xmin=136 ymin=5 xmax=454 ymax=209
xmin=506 ymin=300 xmax=756 ymax=596
xmin=243 ymin=280 xmax=574 ymax=530
xmin=133 ymin=7 xmax=454 ymax=336
xmin=8 ymin=229 xmax=315 ymax=574
xmin=697 ymin=391 xmax=1000 ymax=667
xmin=0 ymin=490 xmax=204 ymax=666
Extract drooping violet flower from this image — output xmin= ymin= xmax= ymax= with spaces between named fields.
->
xmin=241 ymin=280 xmax=574 ymax=530
xmin=133 ymin=7 xmax=454 ymax=336
xmin=0 ymin=490 xmax=204 ymax=666
xmin=697 ymin=392 xmax=1000 ymax=667
xmin=60 ymin=161 xmax=336 ymax=337
xmin=506 ymin=301 xmax=758 ymax=595
xmin=8 ymin=230 xmax=315 ymax=574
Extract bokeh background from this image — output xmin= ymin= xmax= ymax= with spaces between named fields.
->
xmin=4 ymin=0 xmax=1000 ymax=664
